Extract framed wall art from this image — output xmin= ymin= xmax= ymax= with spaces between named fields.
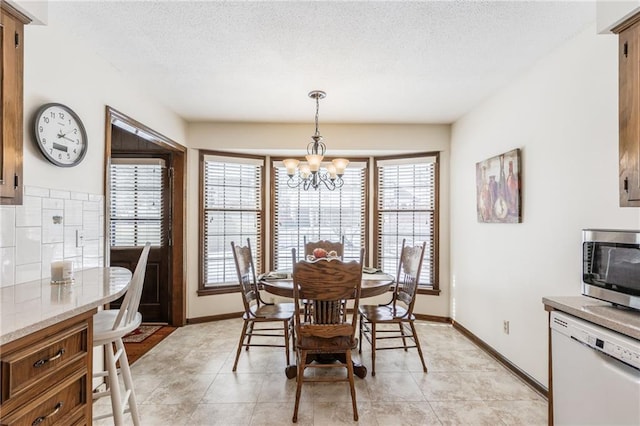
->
xmin=476 ymin=148 xmax=521 ymax=223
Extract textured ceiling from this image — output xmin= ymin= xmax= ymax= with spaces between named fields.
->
xmin=48 ymin=1 xmax=596 ymax=124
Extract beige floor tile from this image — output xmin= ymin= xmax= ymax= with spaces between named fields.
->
xmin=427 ymin=349 xmax=501 ymax=372
xmin=224 ymin=347 xmax=292 ymax=374
xmin=371 ymin=401 xmax=442 ymax=425
xmin=257 ymin=373 xmax=311 ymax=404
xmin=312 ymin=400 xmax=375 ymax=425
xmin=470 ymin=370 xmax=542 ymax=401
xmin=414 ymin=371 xmax=483 ymax=401
xmin=366 ymin=371 xmax=426 ymax=402
xmin=188 ymin=402 xmax=256 ymax=425
xmin=202 ymin=373 xmax=265 ymax=403
xmin=308 ymin=379 xmax=370 ymax=403
xmin=486 ymin=400 xmax=548 ymax=425
xmin=136 ymin=403 xmax=198 ymax=426
xmin=429 ymin=400 xmax=506 ymax=425
xmin=143 ymin=373 xmax=216 ymax=405
xmin=252 ymin=401 xmax=314 ymax=425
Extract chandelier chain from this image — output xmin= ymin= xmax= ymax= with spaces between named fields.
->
xmin=314 ymin=94 xmax=320 ymax=137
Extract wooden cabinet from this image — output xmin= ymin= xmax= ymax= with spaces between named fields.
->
xmin=0 ymin=311 xmax=94 ymax=426
xmin=0 ymin=2 xmax=29 ymax=205
xmin=615 ymin=13 xmax=640 ymax=207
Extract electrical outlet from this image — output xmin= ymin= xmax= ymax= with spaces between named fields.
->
xmin=76 ymin=229 xmax=85 ymax=247
xmin=503 ymin=320 xmax=510 ymax=335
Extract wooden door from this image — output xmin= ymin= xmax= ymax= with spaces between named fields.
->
xmin=109 ymin=154 xmax=172 ymax=323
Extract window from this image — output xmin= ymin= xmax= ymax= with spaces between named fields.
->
xmin=375 ymin=153 xmax=439 ymax=292
xmin=272 ymin=160 xmax=367 ymax=272
xmin=109 ymin=158 xmax=166 ymax=247
xmin=200 ymin=152 xmax=264 ymax=292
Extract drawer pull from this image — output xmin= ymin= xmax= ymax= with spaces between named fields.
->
xmin=31 ymin=401 xmax=63 ymax=425
xmin=33 ymin=348 xmax=65 ymax=368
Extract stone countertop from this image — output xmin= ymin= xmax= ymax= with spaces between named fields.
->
xmin=0 ymin=267 xmax=132 ymax=346
xmin=543 ymin=295 xmax=640 ymax=340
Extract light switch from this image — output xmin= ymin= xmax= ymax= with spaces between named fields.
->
xmin=76 ymin=229 xmax=85 ymax=247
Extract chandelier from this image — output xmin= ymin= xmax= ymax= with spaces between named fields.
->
xmin=283 ymin=90 xmax=349 ymax=191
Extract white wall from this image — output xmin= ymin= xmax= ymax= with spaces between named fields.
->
xmin=597 ymin=0 xmax=640 ymax=33
xmin=23 ymin=21 xmax=187 ymax=195
xmin=450 ymin=24 xmax=640 ymax=387
xmin=187 ymin=123 xmax=451 ymax=319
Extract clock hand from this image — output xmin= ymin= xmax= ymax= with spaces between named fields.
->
xmin=60 ymin=135 xmax=75 ymax=143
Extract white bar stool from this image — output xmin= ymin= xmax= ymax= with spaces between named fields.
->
xmin=92 ymin=243 xmax=150 ymax=426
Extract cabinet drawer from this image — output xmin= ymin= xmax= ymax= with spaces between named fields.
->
xmin=1 ymin=322 xmax=88 ymax=402
xmin=0 ymin=367 xmax=87 ymax=426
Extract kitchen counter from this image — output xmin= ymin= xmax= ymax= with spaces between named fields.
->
xmin=0 ymin=266 xmax=132 ymax=345
xmin=543 ymin=295 xmax=640 ymax=340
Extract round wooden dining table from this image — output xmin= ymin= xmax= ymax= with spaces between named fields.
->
xmin=260 ymin=273 xmax=395 ymax=299
xmin=260 ymin=272 xmax=395 ymax=379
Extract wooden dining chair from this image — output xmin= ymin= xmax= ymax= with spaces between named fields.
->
xmin=303 ymin=235 xmax=345 ymax=259
xmin=358 ymin=238 xmax=428 ymax=376
xmin=231 ymin=239 xmax=295 ymax=372
xmin=291 ymin=248 xmax=364 ymax=423
xmin=301 ymin=236 xmax=346 ymax=320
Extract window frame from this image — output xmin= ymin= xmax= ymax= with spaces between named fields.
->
xmin=198 ymin=150 xmax=266 ymax=296
xmin=269 ymin=156 xmax=369 ymax=272
xmin=373 ymin=152 xmax=440 ymax=295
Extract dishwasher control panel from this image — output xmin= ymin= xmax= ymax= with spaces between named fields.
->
xmin=551 ymin=311 xmax=640 ymax=371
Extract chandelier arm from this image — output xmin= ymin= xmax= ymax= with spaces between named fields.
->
xmin=307 ymin=139 xmax=326 ymax=156
xmin=287 ymin=176 xmax=301 ymax=189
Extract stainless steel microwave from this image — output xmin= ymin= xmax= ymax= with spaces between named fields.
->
xmin=582 ymin=229 xmax=640 ymax=310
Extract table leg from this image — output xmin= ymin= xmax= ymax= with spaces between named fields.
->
xmin=285 ymin=365 xmax=297 ymax=379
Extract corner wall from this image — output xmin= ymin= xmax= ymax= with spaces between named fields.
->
xmin=23 ymin=18 xmax=187 ymax=196
xmin=450 ymin=24 xmax=640 ymax=386
xmin=187 ymin=123 xmax=451 ymax=320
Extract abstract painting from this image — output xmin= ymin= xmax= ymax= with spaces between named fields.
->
xmin=476 ymin=148 xmax=521 ymax=223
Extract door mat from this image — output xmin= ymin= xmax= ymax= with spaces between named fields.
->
xmin=122 ymin=325 xmax=162 ymax=343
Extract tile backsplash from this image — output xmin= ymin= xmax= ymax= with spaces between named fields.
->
xmin=0 ymin=186 xmax=104 ymax=287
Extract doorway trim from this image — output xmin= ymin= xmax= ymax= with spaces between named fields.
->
xmin=104 ymin=106 xmax=186 ymax=326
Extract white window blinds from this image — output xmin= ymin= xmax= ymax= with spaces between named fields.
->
xmin=203 ymin=154 xmax=263 ymax=287
xmin=273 ymin=161 xmax=367 ymax=272
xmin=376 ymin=155 xmax=437 ymax=286
xmin=110 ymin=158 xmax=165 ymax=248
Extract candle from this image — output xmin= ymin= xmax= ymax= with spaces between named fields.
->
xmin=51 ymin=260 xmax=74 ymax=284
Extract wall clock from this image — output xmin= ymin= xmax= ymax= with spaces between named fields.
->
xmin=33 ymin=103 xmax=88 ymax=167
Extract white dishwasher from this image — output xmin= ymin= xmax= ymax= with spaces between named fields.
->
xmin=551 ymin=311 xmax=640 ymax=425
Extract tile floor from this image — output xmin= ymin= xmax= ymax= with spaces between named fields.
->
xmin=94 ymin=318 xmax=547 ymax=425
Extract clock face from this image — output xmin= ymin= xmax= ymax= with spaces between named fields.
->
xmin=33 ymin=103 xmax=88 ymax=167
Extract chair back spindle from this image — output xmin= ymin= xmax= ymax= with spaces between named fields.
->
xmin=231 ymin=239 xmax=261 ymax=315
xmin=112 ymin=242 xmax=151 ymax=332
xmin=393 ymin=241 xmax=426 ymax=315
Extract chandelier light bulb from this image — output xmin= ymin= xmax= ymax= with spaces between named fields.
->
xmin=326 ymin=163 xmax=337 ymax=180
xmin=305 ymin=154 xmax=323 ymax=172
xmin=283 ymin=158 xmax=300 ymax=176
xmin=332 ymin=158 xmax=349 ymax=176
xmin=299 ymin=163 xmax=311 ymax=179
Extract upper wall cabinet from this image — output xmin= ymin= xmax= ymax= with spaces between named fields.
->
xmin=615 ymin=13 xmax=640 ymax=207
xmin=0 ymin=2 xmax=29 ymax=205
